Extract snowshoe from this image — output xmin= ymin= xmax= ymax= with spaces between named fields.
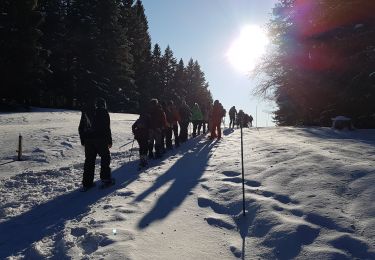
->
xmin=100 ymin=178 xmax=115 ymax=189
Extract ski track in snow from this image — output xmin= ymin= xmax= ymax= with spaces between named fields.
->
xmin=0 ymin=110 xmax=375 ymax=259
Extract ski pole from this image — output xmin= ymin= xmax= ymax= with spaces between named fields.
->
xmin=128 ymin=138 xmax=135 ymax=162
xmin=119 ymin=140 xmax=134 ymax=150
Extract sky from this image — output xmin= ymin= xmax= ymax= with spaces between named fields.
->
xmin=142 ymin=0 xmax=278 ymax=127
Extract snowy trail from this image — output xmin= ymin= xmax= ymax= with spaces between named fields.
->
xmin=0 ymin=133 xmax=234 ymax=259
xmin=199 ymin=127 xmax=375 ymax=259
xmin=0 ymin=158 xmax=140 ymax=258
xmin=52 ymin=136 xmax=238 ymax=259
xmin=1 ymin=110 xmax=374 ymax=259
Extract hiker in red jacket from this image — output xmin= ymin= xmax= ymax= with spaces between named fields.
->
xmin=210 ymin=100 xmax=225 ymax=139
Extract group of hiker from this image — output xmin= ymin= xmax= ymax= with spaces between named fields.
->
xmin=228 ymin=106 xmax=253 ymax=129
xmin=131 ymin=98 xmax=226 ymax=168
xmin=78 ymin=97 xmax=252 ymax=191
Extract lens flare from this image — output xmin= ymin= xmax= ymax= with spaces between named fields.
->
xmin=227 ymin=25 xmax=269 ymax=72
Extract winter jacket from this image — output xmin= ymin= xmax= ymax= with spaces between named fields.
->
xmin=212 ymin=103 xmax=224 ymax=124
xmin=191 ymin=104 xmax=203 ymax=121
xmin=229 ymin=107 xmax=237 ymax=118
xmin=165 ymin=107 xmax=174 ymax=127
xmin=132 ymin=113 xmax=150 ymax=140
xmin=149 ymin=104 xmax=167 ymax=129
xmin=79 ymin=108 xmax=112 ymax=145
xmin=171 ymin=106 xmax=181 ymax=125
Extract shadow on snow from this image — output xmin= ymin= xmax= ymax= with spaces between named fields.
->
xmin=134 ymin=136 xmax=217 ymax=229
xmin=0 ymin=159 xmax=141 ymax=259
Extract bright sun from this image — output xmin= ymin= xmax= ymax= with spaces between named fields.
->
xmin=227 ymin=25 xmax=269 ymax=72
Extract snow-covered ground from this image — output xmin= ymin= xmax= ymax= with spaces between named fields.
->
xmin=0 ymin=109 xmax=374 ymax=259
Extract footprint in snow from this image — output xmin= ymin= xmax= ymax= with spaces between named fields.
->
xmin=222 ymin=171 xmax=241 ymax=177
xmin=221 ymin=177 xmax=261 ymax=187
xmin=230 ymin=246 xmax=242 ymax=258
xmin=111 ymin=212 xmax=126 ymax=221
xmin=71 ymin=227 xmax=88 ymax=237
xmin=115 ymin=208 xmax=137 ymax=214
xmin=61 ymin=141 xmax=73 ymax=149
xmin=32 ymin=148 xmax=45 ymax=153
xmin=78 ymin=232 xmax=115 ymax=255
xmin=114 ymin=191 xmax=134 ymax=197
xmin=305 ymin=213 xmax=354 ymax=233
xmin=329 ymin=234 xmax=375 ymax=259
xmin=204 ymin=217 xmax=236 ymax=230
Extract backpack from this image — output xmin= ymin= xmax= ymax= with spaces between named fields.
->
xmin=81 ymin=111 xmax=95 ymax=135
xmin=132 ymin=115 xmax=149 ymax=139
xmin=229 ymin=107 xmax=236 ymax=117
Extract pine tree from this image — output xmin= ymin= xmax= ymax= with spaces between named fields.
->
xmin=95 ymin=0 xmax=134 ymax=112
xmin=66 ymin=0 xmax=135 ymax=111
xmin=170 ymin=58 xmax=187 ymax=103
xmin=38 ymin=0 xmax=70 ymax=107
xmin=66 ymin=0 xmax=101 ymax=105
xmin=184 ymin=59 xmax=211 ymax=109
xmin=160 ymin=46 xmax=177 ymax=101
xmin=0 ymin=0 xmax=47 ymax=106
xmin=255 ymin=0 xmax=375 ymax=127
xmin=149 ymin=43 xmax=163 ymax=101
xmin=125 ymin=0 xmax=152 ymax=110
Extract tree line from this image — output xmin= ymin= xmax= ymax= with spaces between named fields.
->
xmin=0 ymin=0 xmax=213 ymax=113
xmin=254 ymin=0 xmax=375 ymax=128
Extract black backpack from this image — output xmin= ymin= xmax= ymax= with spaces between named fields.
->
xmin=81 ymin=111 xmax=96 ymax=135
xmin=132 ymin=115 xmax=149 ymax=139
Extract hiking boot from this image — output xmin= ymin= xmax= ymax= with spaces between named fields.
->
xmin=100 ymin=178 xmax=115 ymax=189
xmin=81 ymin=183 xmax=96 ymax=192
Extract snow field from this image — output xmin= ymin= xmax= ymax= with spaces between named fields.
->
xmin=0 ymin=110 xmax=374 ymax=259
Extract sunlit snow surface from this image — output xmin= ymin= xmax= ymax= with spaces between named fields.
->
xmin=0 ymin=109 xmax=374 ymax=259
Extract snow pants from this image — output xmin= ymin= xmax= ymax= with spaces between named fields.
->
xmin=136 ymin=136 xmax=148 ymax=165
xmin=192 ymin=120 xmax=203 ymax=137
xmin=83 ymin=139 xmax=111 ymax=187
xmin=229 ymin=116 xmax=235 ymax=128
xmin=211 ymin=120 xmax=222 ymax=139
xmin=148 ymin=128 xmax=162 ymax=157
xmin=166 ymin=124 xmax=179 ymax=148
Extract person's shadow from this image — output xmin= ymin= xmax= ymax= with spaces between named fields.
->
xmin=135 ymin=137 xmax=217 ymax=229
xmin=223 ymin=128 xmax=234 ymax=136
xmin=0 ymin=159 xmax=141 ymax=259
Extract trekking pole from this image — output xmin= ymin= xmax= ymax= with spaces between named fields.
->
xmin=119 ymin=140 xmax=134 ymax=150
xmin=240 ymin=118 xmax=246 ymax=216
xmin=128 ymin=138 xmax=135 ymax=162
xmin=17 ymin=134 xmax=23 ymax=161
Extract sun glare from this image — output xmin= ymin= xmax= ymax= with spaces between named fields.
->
xmin=227 ymin=25 xmax=269 ymax=72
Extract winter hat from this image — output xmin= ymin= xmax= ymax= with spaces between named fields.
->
xmin=150 ymin=98 xmax=159 ymax=106
xmin=95 ymin=98 xmax=107 ymax=109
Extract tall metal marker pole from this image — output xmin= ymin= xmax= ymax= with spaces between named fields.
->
xmin=240 ymin=117 xmax=246 ymax=216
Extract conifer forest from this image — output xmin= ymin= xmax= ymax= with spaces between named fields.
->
xmin=1 ymin=0 xmax=213 ymax=113
xmin=1 ymin=0 xmax=375 ymax=127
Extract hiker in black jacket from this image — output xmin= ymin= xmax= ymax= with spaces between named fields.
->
xmin=79 ymin=98 xmax=112 ymax=191
xmin=229 ymin=106 xmax=237 ymax=128
xmin=132 ymin=110 xmax=150 ymax=168
xmin=147 ymin=98 xmax=167 ymax=159
xmin=178 ymin=100 xmax=191 ymax=142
